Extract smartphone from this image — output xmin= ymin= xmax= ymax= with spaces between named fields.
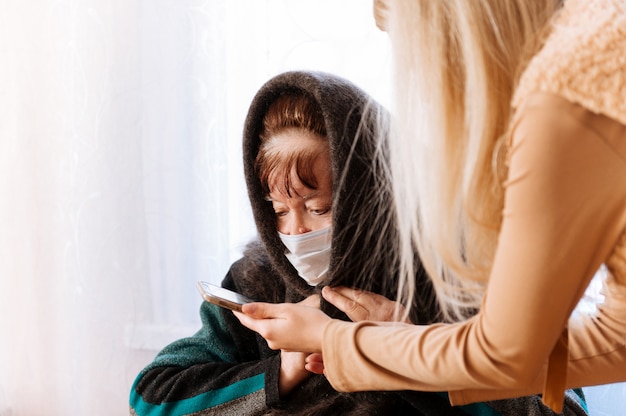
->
xmin=196 ymin=281 xmax=254 ymax=312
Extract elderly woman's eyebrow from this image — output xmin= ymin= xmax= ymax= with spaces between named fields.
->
xmin=265 ymin=189 xmax=323 ymax=202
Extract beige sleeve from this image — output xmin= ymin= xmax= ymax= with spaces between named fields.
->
xmin=322 ymin=94 xmax=626 ymax=405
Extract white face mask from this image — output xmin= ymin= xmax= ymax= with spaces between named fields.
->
xmin=278 ymin=226 xmax=332 ymax=286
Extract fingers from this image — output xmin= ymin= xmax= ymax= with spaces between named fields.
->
xmin=306 ymin=352 xmax=323 ymax=363
xmin=322 ymin=286 xmax=358 ymax=310
xmin=322 ymin=286 xmax=357 ymax=306
xmin=323 ymin=286 xmax=369 ymax=321
xmin=323 ymin=286 xmax=407 ymax=322
xmin=232 ymin=309 xmax=261 ymax=335
xmin=240 ymin=302 xmax=278 ymax=318
xmin=233 ymin=304 xmax=278 ymax=342
xmin=305 ymin=361 xmax=325 ymax=375
xmin=324 ymin=286 xmax=378 ymax=307
xmin=234 ymin=311 xmax=282 ymax=351
xmin=241 ymin=298 xmax=320 ymax=316
xmin=305 ymin=353 xmax=325 ymax=375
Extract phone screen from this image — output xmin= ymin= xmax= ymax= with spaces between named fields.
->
xmin=196 ymin=281 xmax=254 ymax=312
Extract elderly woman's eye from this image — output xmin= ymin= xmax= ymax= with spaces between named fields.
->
xmin=312 ymin=207 xmax=331 ymax=215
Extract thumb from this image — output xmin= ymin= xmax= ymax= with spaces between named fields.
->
xmin=241 ymin=302 xmax=276 ymax=318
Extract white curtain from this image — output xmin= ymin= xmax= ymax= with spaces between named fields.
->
xmin=0 ymin=1 xmax=389 ymax=414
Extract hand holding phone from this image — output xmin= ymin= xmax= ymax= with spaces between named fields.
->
xmin=196 ymin=281 xmax=254 ymax=312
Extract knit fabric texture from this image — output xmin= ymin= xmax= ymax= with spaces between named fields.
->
xmin=514 ymin=0 xmax=626 ymax=126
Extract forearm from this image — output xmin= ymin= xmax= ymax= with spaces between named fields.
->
xmin=278 ymin=351 xmax=312 ymax=397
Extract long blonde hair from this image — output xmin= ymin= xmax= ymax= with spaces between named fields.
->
xmin=385 ymin=1 xmax=561 ymax=321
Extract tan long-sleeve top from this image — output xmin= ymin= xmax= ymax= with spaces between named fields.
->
xmin=323 ymin=93 xmax=626 ymax=405
xmin=320 ymin=0 xmax=626 ymax=412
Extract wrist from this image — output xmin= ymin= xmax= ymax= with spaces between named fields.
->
xmin=278 ymin=351 xmax=311 ymax=397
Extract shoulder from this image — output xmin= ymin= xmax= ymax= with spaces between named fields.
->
xmin=514 ymin=0 xmax=626 ymax=126
xmin=512 ymin=92 xmax=626 ymax=150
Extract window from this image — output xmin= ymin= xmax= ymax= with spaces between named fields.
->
xmin=0 ymin=1 xmax=390 ymax=413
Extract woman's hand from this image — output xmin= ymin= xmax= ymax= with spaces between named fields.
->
xmin=322 ymin=286 xmax=412 ymax=323
xmin=235 ymin=301 xmax=330 ymax=353
xmin=295 ymin=287 xmax=411 ymax=376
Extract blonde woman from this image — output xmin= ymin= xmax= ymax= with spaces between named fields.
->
xmin=236 ymin=0 xmax=626 ymax=412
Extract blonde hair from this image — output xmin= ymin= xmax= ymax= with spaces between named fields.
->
xmin=385 ymin=1 xmax=561 ymax=321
